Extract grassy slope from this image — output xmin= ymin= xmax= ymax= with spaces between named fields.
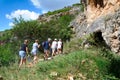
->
xmin=0 ymin=4 xmax=118 ymax=80
xmin=0 ymin=48 xmax=110 ymax=80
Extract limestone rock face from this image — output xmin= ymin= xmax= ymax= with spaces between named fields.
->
xmin=69 ymin=13 xmax=87 ymax=37
xmin=87 ymin=8 xmax=120 ymax=53
xmin=70 ymin=0 xmax=120 ymax=53
xmin=87 ymin=0 xmax=120 ymax=24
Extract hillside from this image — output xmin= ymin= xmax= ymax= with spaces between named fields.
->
xmin=37 ymin=4 xmax=82 ymax=23
xmin=0 ymin=47 xmax=114 ymax=80
xmin=0 ymin=2 xmax=120 ymax=80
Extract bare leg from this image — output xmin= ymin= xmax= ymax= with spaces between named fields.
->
xmin=19 ymin=58 xmax=23 ymax=68
xmin=23 ymin=58 xmax=26 ymax=64
xmin=44 ymin=50 xmax=49 ymax=60
xmin=33 ymin=55 xmax=38 ymax=64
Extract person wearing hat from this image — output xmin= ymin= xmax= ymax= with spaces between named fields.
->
xmin=51 ymin=38 xmax=58 ymax=57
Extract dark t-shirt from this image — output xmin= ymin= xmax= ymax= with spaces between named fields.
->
xmin=20 ymin=44 xmax=27 ymax=52
xmin=44 ymin=41 xmax=49 ymax=50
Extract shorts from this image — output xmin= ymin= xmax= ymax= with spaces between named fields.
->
xmin=44 ymin=47 xmax=49 ymax=50
xmin=19 ymin=51 xmax=26 ymax=59
xmin=31 ymin=49 xmax=38 ymax=55
xmin=57 ymin=48 xmax=61 ymax=51
xmin=44 ymin=48 xmax=49 ymax=54
xmin=52 ymin=48 xmax=57 ymax=53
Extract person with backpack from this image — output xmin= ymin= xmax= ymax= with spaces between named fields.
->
xmin=43 ymin=38 xmax=51 ymax=60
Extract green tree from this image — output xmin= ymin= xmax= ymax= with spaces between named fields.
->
xmin=12 ymin=17 xmax=41 ymax=40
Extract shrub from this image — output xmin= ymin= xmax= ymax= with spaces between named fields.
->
xmin=46 ymin=7 xmax=71 ymax=16
xmin=0 ymin=43 xmax=16 ymax=66
xmin=12 ymin=14 xmax=74 ymax=42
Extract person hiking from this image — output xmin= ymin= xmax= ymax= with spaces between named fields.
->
xmin=19 ymin=39 xmax=29 ymax=68
xmin=57 ymin=39 xmax=62 ymax=54
xmin=43 ymin=38 xmax=51 ymax=60
xmin=51 ymin=38 xmax=58 ymax=57
xmin=31 ymin=39 xmax=40 ymax=64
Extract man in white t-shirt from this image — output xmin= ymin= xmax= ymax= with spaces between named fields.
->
xmin=51 ymin=38 xmax=58 ymax=57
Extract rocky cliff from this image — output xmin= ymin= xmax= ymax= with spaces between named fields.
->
xmin=70 ymin=0 xmax=120 ymax=54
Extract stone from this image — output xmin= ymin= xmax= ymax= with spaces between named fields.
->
xmin=70 ymin=0 xmax=120 ymax=54
xmin=50 ymin=72 xmax=58 ymax=77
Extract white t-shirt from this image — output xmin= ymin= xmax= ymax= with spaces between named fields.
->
xmin=32 ymin=43 xmax=39 ymax=50
xmin=51 ymin=41 xmax=58 ymax=49
xmin=31 ymin=42 xmax=39 ymax=54
xmin=57 ymin=41 xmax=62 ymax=49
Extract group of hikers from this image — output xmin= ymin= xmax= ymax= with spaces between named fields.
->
xmin=18 ymin=38 xmax=63 ymax=68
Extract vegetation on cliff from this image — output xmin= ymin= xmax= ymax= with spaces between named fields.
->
xmin=0 ymin=3 xmax=120 ymax=80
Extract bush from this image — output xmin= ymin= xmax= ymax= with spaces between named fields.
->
xmin=109 ymin=56 xmax=120 ymax=78
xmin=0 ymin=43 xmax=16 ymax=66
xmin=12 ymin=14 xmax=74 ymax=42
xmin=0 ymin=30 xmax=13 ymax=42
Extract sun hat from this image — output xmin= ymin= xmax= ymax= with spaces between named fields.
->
xmin=54 ymin=38 xmax=57 ymax=41
xmin=48 ymin=38 xmax=51 ymax=41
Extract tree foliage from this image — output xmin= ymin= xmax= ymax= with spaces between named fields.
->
xmin=0 ymin=30 xmax=12 ymax=41
xmin=12 ymin=14 xmax=74 ymax=42
xmin=12 ymin=17 xmax=41 ymax=40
